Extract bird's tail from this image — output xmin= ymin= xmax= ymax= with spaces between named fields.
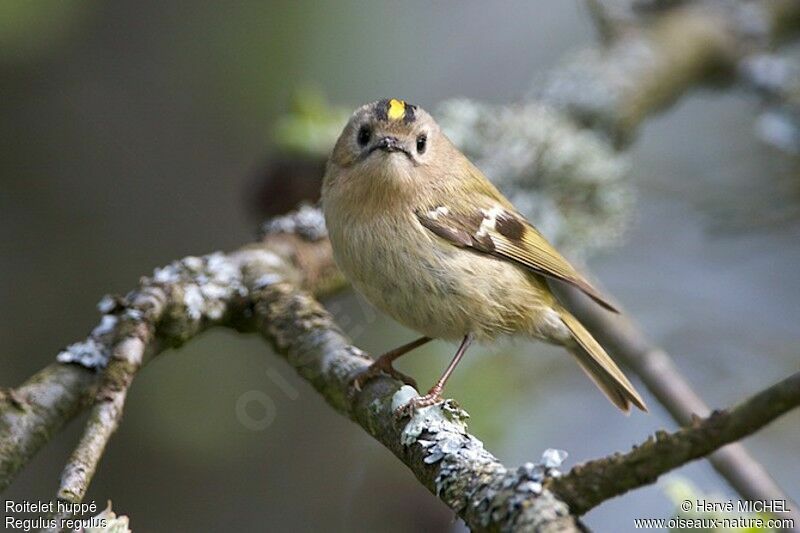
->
xmin=558 ymin=310 xmax=647 ymax=413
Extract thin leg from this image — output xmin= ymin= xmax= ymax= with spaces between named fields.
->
xmin=402 ymin=333 xmax=475 ymax=411
xmin=351 ymin=336 xmax=432 ymax=391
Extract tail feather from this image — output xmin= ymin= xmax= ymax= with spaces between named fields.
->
xmin=558 ymin=310 xmax=647 ymax=413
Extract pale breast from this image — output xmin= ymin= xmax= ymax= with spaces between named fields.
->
xmin=326 ymin=209 xmax=553 ymax=341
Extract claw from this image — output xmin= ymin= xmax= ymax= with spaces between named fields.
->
xmin=350 ymin=361 xmax=418 ymax=392
xmin=393 ymin=391 xmax=444 ymax=418
xmin=348 ymin=337 xmax=430 ymax=394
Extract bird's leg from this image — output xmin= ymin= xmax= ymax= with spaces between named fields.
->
xmin=351 ymin=336 xmax=432 ymax=391
xmin=402 ymin=333 xmax=475 ymax=411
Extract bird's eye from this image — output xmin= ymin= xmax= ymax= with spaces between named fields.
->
xmin=357 ymin=125 xmax=371 ymax=147
xmin=416 ymin=133 xmax=427 ymax=154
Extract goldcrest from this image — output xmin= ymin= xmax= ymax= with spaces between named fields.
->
xmin=322 ymin=98 xmax=646 ymax=413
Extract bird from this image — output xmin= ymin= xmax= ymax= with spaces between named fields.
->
xmin=321 ymin=98 xmax=647 ymax=413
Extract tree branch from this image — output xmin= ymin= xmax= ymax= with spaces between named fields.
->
xmin=51 ymin=329 xmax=151 ymax=528
xmin=242 ymin=271 xmax=585 ymax=532
xmin=1 ymin=226 xmax=339 ymax=494
xmin=539 ymin=0 xmax=800 ymax=144
xmin=559 ymin=286 xmax=800 ymax=527
xmin=3 ymin=212 xmax=586 ymax=532
xmin=1 ymin=1 xmax=798 ymax=526
xmin=549 ymin=371 xmax=800 ymax=514
xmin=1 ymin=207 xmax=797 ymax=532
xmin=0 ymin=365 xmax=98 ymax=490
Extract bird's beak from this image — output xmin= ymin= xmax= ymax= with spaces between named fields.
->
xmin=371 ymin=136 xmax=409 ymax=155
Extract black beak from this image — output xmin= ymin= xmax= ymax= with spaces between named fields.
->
xmin=372 ymin=136 xmax=406 ymax=153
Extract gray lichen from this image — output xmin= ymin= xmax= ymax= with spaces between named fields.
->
xmin=535 ymin=38 xmax=658 ymax=137
xmin=541 ymin=448 xmax=568 ymax=470
xmin=392 ymin=386 xmax=571 ymax=531
xmin=260 ymin=203 xmax=328 ymax=241
xmin=56 ymin=338 xmax=110 ymax=369
xmin=57 ymin=314 xmax=120 ymax=369
xmin=392 ymin=386 xmax=470 ymax=447
xmin=740 ymin=51 xmax=800 ymax=154
xmin=58 ymin=250 xmax=263 ymax=368
xmin=145 ymin=251 xmax=251 ymax=341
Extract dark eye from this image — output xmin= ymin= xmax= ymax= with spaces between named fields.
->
xmin=416 ymin=133 xmax=427 ymax=154
xmin=357 ymin=125 xmax=371 ymax=146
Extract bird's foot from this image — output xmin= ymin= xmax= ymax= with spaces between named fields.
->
xmin=393 ymin=389 xmax=444 ymax=418
xmin=350 ymin=359 xmax=418 ymax=392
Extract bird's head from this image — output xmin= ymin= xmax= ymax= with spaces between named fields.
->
xmin=327 ymin=99 xmax=446 ymax=186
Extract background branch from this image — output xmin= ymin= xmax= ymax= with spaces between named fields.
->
xmin=561 ymin=286 xmax=800 ymax=527
xmin=539 ymin=0 xmax=800 ymax=144
xmin=50 ymin=329 xmax=151 ymax=529
xmin=2 ymin=208 xmax=797 ymax=532
xmin=1 ymin=231 xmax=339 ymax=494
xmin=549 ymin=371 xmax=800 ymax=514
xmin=0 ymin=366 xmax=97 ymax=492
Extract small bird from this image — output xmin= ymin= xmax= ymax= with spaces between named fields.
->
xmin=322 ymin=98 xmax=647 ymax=413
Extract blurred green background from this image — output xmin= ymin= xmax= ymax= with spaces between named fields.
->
xmin=1 ymin=1 xmax=798 ymax=531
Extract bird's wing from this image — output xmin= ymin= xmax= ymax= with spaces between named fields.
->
xmin=415 ymin=201 xmax=619 ymax=313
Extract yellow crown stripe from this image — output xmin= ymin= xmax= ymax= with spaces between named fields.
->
xmin=387 ymin=99 xmax=406 ymax=121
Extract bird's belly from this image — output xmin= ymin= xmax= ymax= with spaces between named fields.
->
xmin=331 ymin=218 xmax=551 ymax=341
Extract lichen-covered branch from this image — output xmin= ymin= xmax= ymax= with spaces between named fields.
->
xmin=258 ymin=0 xmax=800 ymax=514
xmin=1 ymin=0 xmax=797 ymax=524
xmin=559 ymin=285 xmax=800 ymax=526
xmin=0 ymin=223 xmax=340 ymax=494
xmin=50 ymin=332 xmax=151 ymax=530
xmin=243 ymin=273 xmax=583 ymax=532
xmin=1 ymin=211 xmax=584 ymax=531
xmin=549 ymin=371 xmax=800 ymax=515
xmin=0 ymin=366 xmax=98 ymax=491
xmin=249 ymin=261 xmax=799 ymax=527
xmin=1 ymin=207 xmax=798 ymax=531
xmin=740 ymin=52 xmax=800 ymax=154
xmin=538 ymin=0 xmax=800 ymax=144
